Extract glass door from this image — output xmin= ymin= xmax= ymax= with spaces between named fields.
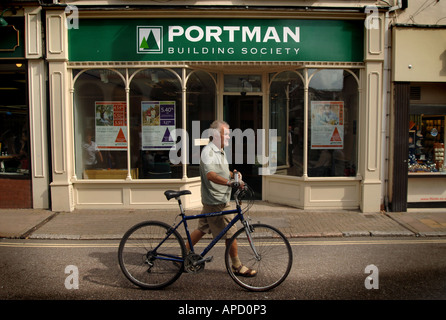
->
xmin=223 ymin=95 xmax=263 ymax=199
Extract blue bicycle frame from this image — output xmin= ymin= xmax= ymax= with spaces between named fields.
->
xmin=153 ymin=193 xmax=246 ymax=263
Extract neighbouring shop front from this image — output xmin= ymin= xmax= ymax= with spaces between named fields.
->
xmin=391 ymin=26 xmax=446 ymax=211
xmin=46 ymin=7 xmax=386 ymax=212
xmin=0 ymin=5 xmax=49 ymax=209
xmin=0 ymin=13 xmax=32 ymax=208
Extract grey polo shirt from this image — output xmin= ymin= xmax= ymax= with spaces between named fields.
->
xmin=200 ymin=142 xmax=231 ymax=205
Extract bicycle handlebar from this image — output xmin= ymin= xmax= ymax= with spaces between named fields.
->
xmin=233 ymin=183 xmax=249 ymax=199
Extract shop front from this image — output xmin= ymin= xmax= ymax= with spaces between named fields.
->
xmin=46 ymin=5 xmax=386 ymax=212
xmin=391 ymin=26 xmax=446 ymax=211
xmin=0 ymin=10 xmax=31 ymax=208
xmin=0 ymin=5 xmax=49 ymax=209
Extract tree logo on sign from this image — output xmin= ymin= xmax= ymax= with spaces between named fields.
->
xmin=137 ymin=26 xmax=163 ymax=54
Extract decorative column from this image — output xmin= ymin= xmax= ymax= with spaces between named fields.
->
xmin=25 ymin=7 xmax=50 ymax=209
xmin=360 ymin=11 xmax=385 ymax=212
xmin=46 ymin=9 xmax=73 ymax=211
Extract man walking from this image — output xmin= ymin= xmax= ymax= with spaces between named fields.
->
xmin=186 ymin=120 xmax=256 ymax=277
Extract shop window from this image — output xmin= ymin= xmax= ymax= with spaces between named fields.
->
xmin=269 ymin=71 xmax=304 ymax=176
xmin=408 ymin=113 xmax=445 ymax=174
xmin=186 ymin=70 xmax=216 ymax=177
xmin=73 ymin=69 xmax=127 ymax=179
xmin=129 ymin=68 xmax=182 ymax=179
xmin=0 ymin=62 xmax=30 ymax=178
xmin=269 ymin=69 xmax=359 ymax=178
xmin=308 ymin=69 xmax=359 ymax=177
xmin=73 ymin=68 xmax=183 ymax=180
xmin=224 ymin=74 xmax=261 ymax=93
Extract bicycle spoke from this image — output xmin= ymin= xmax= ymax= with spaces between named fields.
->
xmin=118 ymin=221 xmax=185 ymax=289
xmin=225 ymin=224 xmax=293 ymax=291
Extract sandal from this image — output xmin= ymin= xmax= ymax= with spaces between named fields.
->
xmin=232 ymin=265 xmax=257 ymax=277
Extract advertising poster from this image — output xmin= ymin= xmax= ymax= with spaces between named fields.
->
xmin=311 ymin=101 xmax=344 ymax=149
xmin=141 ymin=101 xmax=175 ymax=150
xmin=95 ymin=101 xmax=127 ymax=150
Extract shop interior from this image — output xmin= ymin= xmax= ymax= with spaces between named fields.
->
xmin=0 ymin=61 xmax=30 ymax=178
xmin=409 ymin=103 xmax=446 ymax=174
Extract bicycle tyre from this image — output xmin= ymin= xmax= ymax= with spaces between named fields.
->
xmin=225 ymin=223 xmax=293 ymax=292
xmin=118 ymin=220 xmax=186 ymax=289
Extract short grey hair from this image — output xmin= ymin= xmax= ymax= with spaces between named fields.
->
xmin=209 ymin=120 xmax=229 ymax=141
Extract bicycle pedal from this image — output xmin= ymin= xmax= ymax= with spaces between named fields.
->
xmin=198 ymin=256 xmax=213 ymax=264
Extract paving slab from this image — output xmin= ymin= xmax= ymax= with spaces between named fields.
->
xmin=0 ymin=209 xmax=56 ymax=238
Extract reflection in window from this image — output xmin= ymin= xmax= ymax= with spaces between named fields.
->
xmin=269 ymin=71 xmax=304 ymax=176
xmin=73 ymin=69 xmax=127 ymax=179
xmin=129 ymin=68 xmax=182 ymax=179
xmin=408 ymin=111 xmax=445 ymax=173
xmin=224 ymin=74 xmax=261 ymax=93
xmin=186 ymin=70 xmax=216 ymax=177
xmin=0 ymin=62 xmax=30 ymax=178
xmin=308 ymin=69 xmax=359 ymax=177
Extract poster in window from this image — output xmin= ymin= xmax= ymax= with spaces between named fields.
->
xmin=310 ymin=101 xmax=344 ymax=149
xmin=141 ymin=101 xmax=175 ymax=150
xmin=95 ymin=101 xmax=127 ymax=150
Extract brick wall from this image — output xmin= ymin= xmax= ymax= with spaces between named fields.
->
xmin=0 ymin=179 xmax=32 ymax=208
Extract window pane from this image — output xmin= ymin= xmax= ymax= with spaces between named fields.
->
xmin=308 ymin=69 xmax=359 ymax=177
xmin=186 ymin=70 xmax=216 ymax=177
xmin=409 ymin=113 xmax=445 ymax=173
xmin=269 ymin=71 xmax=304 ymax=176
xmin=129 ymin=68 xmax=182 ymax=179
xmin=0 ymin=62 xmax=30 ymax=177
xmin=224 ymin=74 xmax=261 ymax=93
xmin=73 ymin=69 xmax=127 ymax=179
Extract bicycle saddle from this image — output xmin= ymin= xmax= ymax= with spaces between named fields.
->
xmin=164 ymin=190 xmax=191 ymax=200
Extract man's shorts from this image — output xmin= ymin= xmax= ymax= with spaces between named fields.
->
xmin=197 ymin=203 xmax=237 ymax=239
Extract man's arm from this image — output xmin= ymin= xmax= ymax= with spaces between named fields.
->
xmin=206 ymin=171 xmax=242 ymax=186
xmin=206 ymin=171 xmax=231 ymax=186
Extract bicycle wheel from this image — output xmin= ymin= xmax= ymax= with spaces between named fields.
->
xmin=225 ymin=224 xmax=293 ymax=292
xmin=118 ymin=221 xmax=186 ymax=289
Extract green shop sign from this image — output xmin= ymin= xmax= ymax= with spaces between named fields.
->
xmin=0 ymin=18 xmax=25 ymax=59
xmin=68 ymin=18 xmax=364 ymax=62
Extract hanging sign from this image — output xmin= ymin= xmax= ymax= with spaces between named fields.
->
xmin=141 ymin=101 xmax=176 ymax=150
xmin=0 ymin=18 xmax=25 ymax=58
xmin=310 ymin=101 xmax=344 ymax=149
xmin=95 ymin=101 xmax=127 ymax=150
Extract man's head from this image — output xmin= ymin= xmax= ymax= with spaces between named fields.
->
xmin=209 ymin=120 xmax=230 ymax=149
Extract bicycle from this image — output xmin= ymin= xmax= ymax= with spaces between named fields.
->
xmin=118 ymin=182 xmax=293 ymax=292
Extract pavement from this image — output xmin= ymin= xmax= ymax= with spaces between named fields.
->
xmin=1 ymin=201 xmax=446 ymax=240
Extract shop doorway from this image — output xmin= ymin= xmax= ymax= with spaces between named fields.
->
xmin=223 ymin=95 xmax=263 ymax=199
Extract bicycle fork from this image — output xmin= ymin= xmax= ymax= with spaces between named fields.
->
xmin=242 ymin=219 xmax=261 ymax=261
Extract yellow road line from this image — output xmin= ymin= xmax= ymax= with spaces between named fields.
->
xmin=1 ymin=238 xmax=446 ymax=248
xmin=0 ymin=242 xmax=119 ymax=248
xmin=288 ymin=238 xmax=446 ymax=246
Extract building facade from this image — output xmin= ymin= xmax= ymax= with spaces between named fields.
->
xmin=1 ymin=0 xmax=427 ymax=213
xmin=389 ymin=0 xmax=446 ymax=211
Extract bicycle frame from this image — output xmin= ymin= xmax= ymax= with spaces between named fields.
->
xmin=119 ymin=182 xmax=293 ymax=292
xmin=153 ymin=190 xmax=247 ymax=262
